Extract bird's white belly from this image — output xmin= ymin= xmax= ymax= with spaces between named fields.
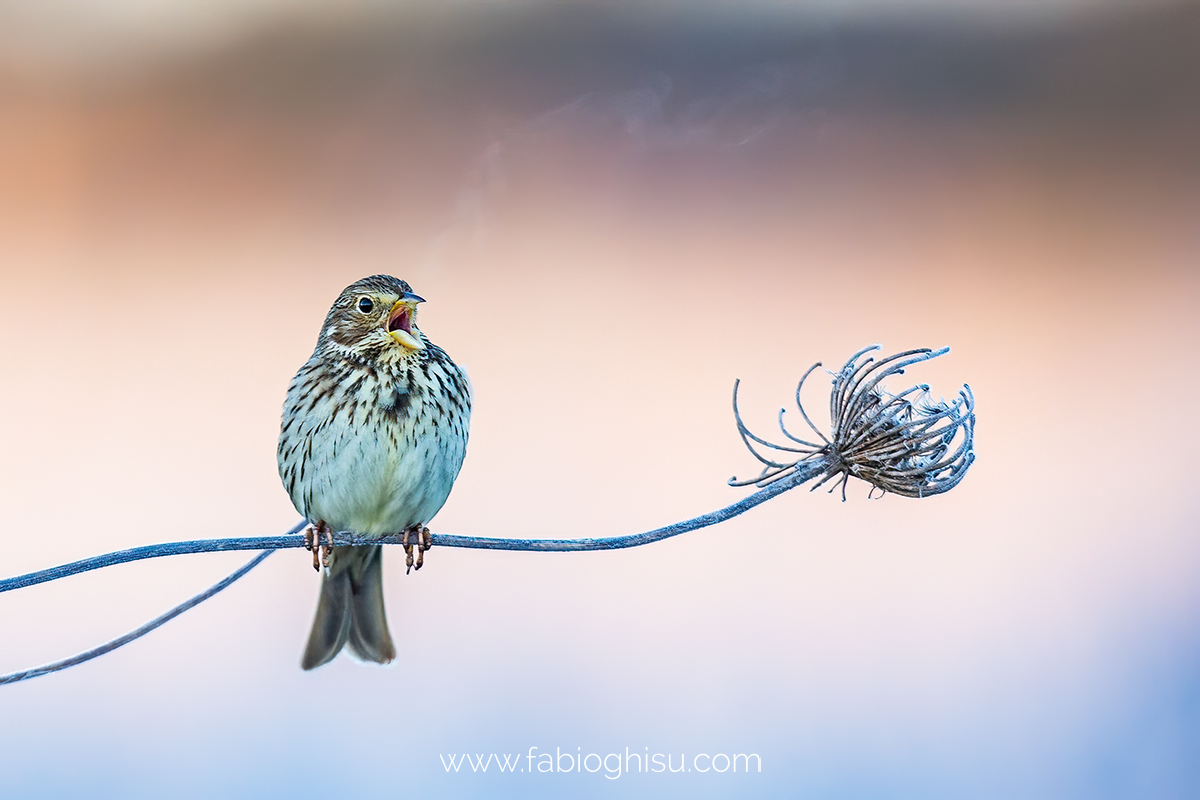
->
xmin=302 ymin=423 xmax=462 ymax=536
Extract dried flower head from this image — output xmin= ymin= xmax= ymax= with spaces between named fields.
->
xmin=730 ymin=345 xmax=975 ymax=500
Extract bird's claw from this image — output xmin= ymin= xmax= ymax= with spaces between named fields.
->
xmin=403 ymin=525 xmax=432 ymax=574
xmin=304 ymin=526 xmax=317 ymax=570
xmin=304 ymin=521 xmax=334 ymax=571
xmin=417 ymin=526 xmax=431 ymax=570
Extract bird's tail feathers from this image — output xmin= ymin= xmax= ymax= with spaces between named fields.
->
xmin=301 ymin=545 xmax=396 ymax=670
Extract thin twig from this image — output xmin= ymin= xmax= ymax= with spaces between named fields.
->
xmin=0 ymin=550 xmax=274 ymax=686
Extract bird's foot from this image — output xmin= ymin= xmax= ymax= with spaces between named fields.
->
xmin=304 ymin=521 xmax=334 ymax=571
xmin=321 ymin=525 xmax=333 ymax=568
xmin=417 ymin=526 xmax=431 ymax=570
xmin=403 ymin=525 xmax=432 ymax=574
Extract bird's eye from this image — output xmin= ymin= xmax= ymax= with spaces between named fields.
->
xmin=357 ymin=297 xmax=375 ymax=314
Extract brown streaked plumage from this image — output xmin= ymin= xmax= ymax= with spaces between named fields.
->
xmin=278 ymin=275 xmax=471 ymax=670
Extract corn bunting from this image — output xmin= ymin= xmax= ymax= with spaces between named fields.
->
xmin=278 ymin=275 xmax=471 ymax=670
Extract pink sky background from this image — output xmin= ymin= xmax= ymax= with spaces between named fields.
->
xmin=1 ymin=5 xmax=1197 ymax=797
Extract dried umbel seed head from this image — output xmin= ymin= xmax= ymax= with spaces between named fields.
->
xmin=730 ymin=345 xmax=975 ymax=500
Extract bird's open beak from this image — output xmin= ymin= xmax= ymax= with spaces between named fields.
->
xmin=387 ymin=292 xmax=426 ymax=350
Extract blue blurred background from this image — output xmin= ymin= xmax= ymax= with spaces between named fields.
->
xmin=1 ymin=1 xmax=1197 ymax=797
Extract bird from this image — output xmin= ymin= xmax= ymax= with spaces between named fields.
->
xmin=277 ymin=275 xmax=471 ymax=670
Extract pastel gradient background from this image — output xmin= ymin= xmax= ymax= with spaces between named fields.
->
xmin=1 ymin=2 xmax=1197 ymax=797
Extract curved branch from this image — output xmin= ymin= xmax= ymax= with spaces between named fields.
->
xmin=2 ymin=460 xmax=829 ymax=596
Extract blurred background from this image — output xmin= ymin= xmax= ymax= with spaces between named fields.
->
xmin=1 ymin=1 xmax=1197 ymax=797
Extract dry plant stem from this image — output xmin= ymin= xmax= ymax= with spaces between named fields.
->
xmin=2 ymin=345 xmax=971 ymax=598
xmin=1 ymin=462 xmax=829 ymax=596
xmin=0 ymin=344 xmax=974 ymax=687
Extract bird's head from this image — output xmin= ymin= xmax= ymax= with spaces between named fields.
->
xmin=316 ymin=275 xmax=427 ymax=360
